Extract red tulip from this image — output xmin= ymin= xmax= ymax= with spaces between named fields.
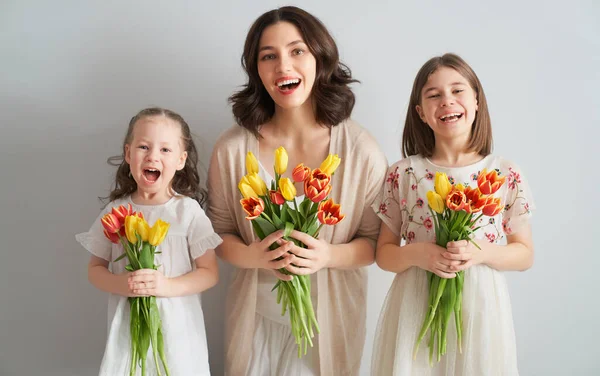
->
xmin=477 ymin=169 xmax=506 ymax=195
xmin=304 ymin=169 xmax=332 ymax=203
xmin=240 ymin=197 xmax=265 ymax=220
xmin=111 ymin=203 xmax=133 ymax=223
xmin=103 ymin=229 xmax=121 ymax=244
xmin=464 ymin=186 xmax=486 ymax=214
xmin=317 ymin=198 xmax=345 ymax=225
xmin=292 ymin=163 xmax=311 ymax=183
xmin=269 ymin=190 xmax=286 ymax=205
xmin=101 ymin=213 xmax=121 ymax=234
xmin=482 ymin=196 xmax=503 ymax=216
xmin=446 ymin=190 xmax=467 ymax=212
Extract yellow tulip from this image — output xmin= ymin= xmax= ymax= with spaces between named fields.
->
xmin=434 ymin=172 xmax=453 ymax=200
xmin=148 ymin=219 xmax=170 ymax=246
xmin=274 ymin=147 xmax=288 ymax=175
xmin=246 ymin=173 xmax=267 ymax=196
xmin=246 ymin=152 xmax=259 ymax=174
xmin=454 ymin=183 xmax=465 ymax=192
xmin=319 ymin=154 xmax=341 ymax=175
xmin=279 ymin=178 xmax=296 ymax=201
xmin=427 ymin=190 xmax=445 ymax=214
xmin=125 ymin=215 xmax=139 ymax=244
xmin=136 ymin=218 xmax=150 ymax=242
xmin=239 ymin=177 xmax=258 ymax=199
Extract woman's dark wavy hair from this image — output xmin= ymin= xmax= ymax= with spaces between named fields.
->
xmin=106 ymin=107 xmax=206 ymax=206
xmin=229 ymin=6 xmax=358 ymax=136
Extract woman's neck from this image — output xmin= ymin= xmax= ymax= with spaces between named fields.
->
xmin=265 ymin=100 xmax=321 ymax=138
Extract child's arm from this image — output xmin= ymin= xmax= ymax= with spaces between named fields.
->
xmin=375 ymin=222 xmax=462 ymax=278
xmin=88 ymin=255 xmax=138 ymax=297
xmin=127 ymin=249 xmax=220 ymax=298
xmin=444 ymin=224 xmax=534 ymax=272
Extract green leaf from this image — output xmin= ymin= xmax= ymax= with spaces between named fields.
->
xmin=114 ymin=252 xmax=127 ymax=262
xmin=300 ymin=199 xmax=312 ymax=218
xmin=139 ymin=243 xmax=154 ymax=269
xmin=254 ymin=216 xmax=278 ymax=235
xmin=280 ymin=204 xmax=289 ymax=223
xmin=251 ymin=220 xmax=266 ymax=240
xmin=306 ymin=220 xmax=320 ymax=237
xmin=283 ymin=222 xmax=295 ymax=238
xmin=272 ymin=212 xmax=283 ymax=229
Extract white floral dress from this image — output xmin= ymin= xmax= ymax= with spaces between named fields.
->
xmin=371 ymin=155 xmax=534 ymax=376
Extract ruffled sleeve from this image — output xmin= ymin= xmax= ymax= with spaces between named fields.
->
xmin=75 ymin=208 xmax=113 ymax=261
xmin=500 ymin=160 xmax=535 ymax=235
xmin=372 ymin=160 xmax=408 ymax=237
xmin=187 ymin=201 xmax=223 ymax=260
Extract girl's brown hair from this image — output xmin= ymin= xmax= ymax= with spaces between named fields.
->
xmin=229 ymin=6 xmax=357 ymax=137
xmin=107 ymin=107 xmax=206 ymax=205
xmin=402 ymin=53 xmax=493 ymax=158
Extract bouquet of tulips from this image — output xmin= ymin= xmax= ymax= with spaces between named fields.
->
xmin=101 ymin=204 xmax=171 ymax=376
xmin=414 ymin=169 xmax=506 ymax=364
xmin=239 ymin=147 xmax=345 ymax=357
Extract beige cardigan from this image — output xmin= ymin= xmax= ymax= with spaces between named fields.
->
xmin=207 ymin=119 xmax=388 ymax=376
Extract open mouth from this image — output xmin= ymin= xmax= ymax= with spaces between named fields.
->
xmin=439 ymin=113 xmax=463 ymax=123
xmin=143 ymin=168 xmax=161 ymax=183
xmin=276 ymin=78 xmax=301 ymax=92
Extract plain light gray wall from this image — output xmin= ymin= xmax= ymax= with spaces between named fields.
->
xmin=1 ymin=0 xmax=598 ymax=375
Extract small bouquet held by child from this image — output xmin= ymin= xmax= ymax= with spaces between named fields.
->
xmin=101 ymin=203 xmax=171 ymax=376
xmin=414 ymin=170 xmax=506 ymax=364
xmin=238 ymin=148 xmax=345 ymax=357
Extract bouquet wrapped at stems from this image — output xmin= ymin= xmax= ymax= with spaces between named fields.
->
xmin=239 ymin=148 xmax=345 ymax=357
xmin=101 ymin=203 xmax=171 ymax=376
xmin=414 ymin=170 xmax=506 ymax=364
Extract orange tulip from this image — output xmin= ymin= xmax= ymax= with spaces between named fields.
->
xmin=464 ymin=186 xmax=486 ymax=214
xmin=269 ymin=190 xmax=286 ymax=205
xmin=111 ymin=203 xmax=133 ymax=223
xmin=101 ymin=213 xmax=121 ymax=234
xmin=477 ymin=169 xmax=506 ymax=195
xmin=292 ymin=163 xmax=311 ymax=183
xmin=446 ymin=190 xmax=467 ymax=211
xmin=317 ymin=198 xmax=345 ymax=225
xmin=482 ymin=196 xmax=503 ymax=216
xmin=240 ymin=197 xmax=265 ymax=220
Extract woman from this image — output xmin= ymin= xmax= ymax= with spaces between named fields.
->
xmin=208 ymin=6 xmax=387 ymax=375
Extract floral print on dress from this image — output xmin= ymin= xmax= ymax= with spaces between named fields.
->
xmin=373 ymin=156 xmax=534 ymax=247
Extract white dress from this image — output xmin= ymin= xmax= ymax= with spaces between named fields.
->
xmin=246 ymin=164 xmax=318 ymax=376
xmin=76 ymin=195 xmax=223 ymax=376
xmin=371 ymin=155 xmax=534 ymax=376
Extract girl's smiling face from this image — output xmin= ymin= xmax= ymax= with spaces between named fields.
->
xmin=416 ymin=66 xmax=479 ymax=145
xmin=125 ymin=116 xmax=187 ymax=202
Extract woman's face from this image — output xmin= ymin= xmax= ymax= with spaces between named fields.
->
xmin=257 ymin=21 xmax=317 ymax=111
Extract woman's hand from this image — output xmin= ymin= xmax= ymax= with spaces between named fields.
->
xmin=280 ymin=230 xmax=333 ymax=275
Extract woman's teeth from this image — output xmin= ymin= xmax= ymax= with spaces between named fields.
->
xmin=277 ymin=79 xmax=301 ymax=91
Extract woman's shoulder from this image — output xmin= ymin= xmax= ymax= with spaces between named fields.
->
xmin=213 ymin=124 xmax=252 ymax=152
xmin=338 ymin=119 xmax=386 ymax=160
xmin=338 ymin=118 xmax=378 ymax=145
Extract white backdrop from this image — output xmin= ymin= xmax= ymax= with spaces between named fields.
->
xmin=1 ymin=0 xmax=598 ymax=375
